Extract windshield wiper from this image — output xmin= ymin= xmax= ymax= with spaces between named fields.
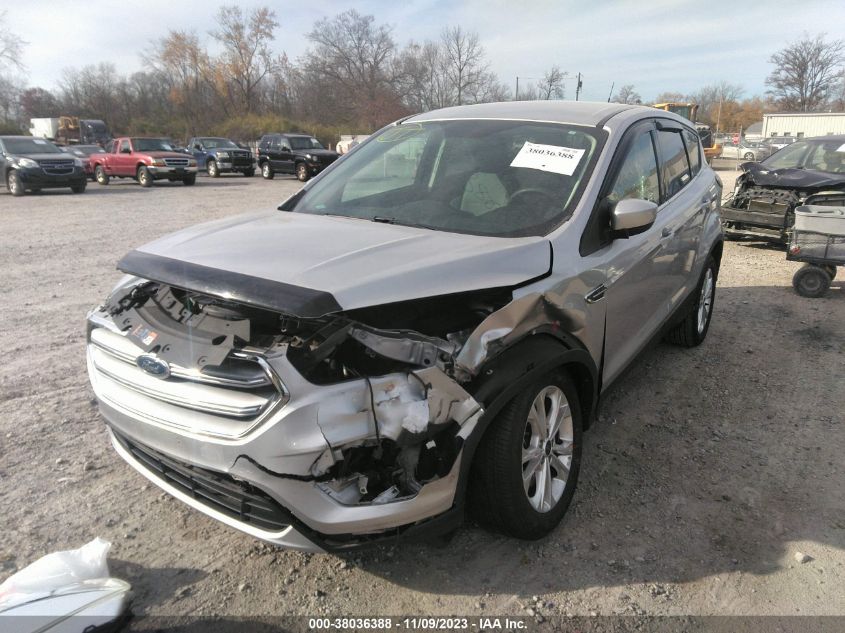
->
xmin=372 ymin=216 xmax=396 ymax=224
xmin=371 ymin=216 xmax=438 ymax=231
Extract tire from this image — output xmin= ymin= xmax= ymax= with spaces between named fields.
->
xmin=95 ymin=165 xmax=109 ymax=185
xmin=296 ymin=162 xmax=309 ymax=182
xmin=243 ymin=168 xmax=255 ymax=177
xmin=137 ymin=165 xmax=153 ymax=187
xmin=665 ymin=256 xmax=717 ymax=347
xmin=7 ymin=170 xmax=24 ymax=196
xmin=261 ymin=162 xmax=274 ymax=180
xmin=183 ymin=174 xmax=196 ymax=186
xmin=207 ymin=159 xmax=219 ymax=178
xmin=822 ymin=265 xmax=837 ymax=280
xmin=71 ymin=182 xmax=86 ymax=194
xmin=792 ymin=264 xmax=831 ymax=298
xmin=469 ymin=370 xmax=582 ymax=540
xmin=743 ymin=152 xmax=755 ymax=160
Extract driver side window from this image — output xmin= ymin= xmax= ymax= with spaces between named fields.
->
xmin=607 ymin=130 xmax=660 ymax=205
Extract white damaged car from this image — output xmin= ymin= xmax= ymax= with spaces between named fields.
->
xmin=86 ymin=101 xmax=723 ymax=551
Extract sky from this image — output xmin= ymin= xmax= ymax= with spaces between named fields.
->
xmin=3 ymin=0 xmax=845 ymax=103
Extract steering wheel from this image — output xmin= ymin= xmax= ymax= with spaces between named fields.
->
xmin=508 ymin=187 xmax=558 ymax=207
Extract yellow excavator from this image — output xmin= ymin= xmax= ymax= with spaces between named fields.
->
xmin=652 ymin=103 xmax=722 ymax=163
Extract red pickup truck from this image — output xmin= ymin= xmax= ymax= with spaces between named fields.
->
xmin=92 ymin=137 xmax=198 ymax=187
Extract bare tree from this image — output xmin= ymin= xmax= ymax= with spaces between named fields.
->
xmin=612 ymin=84 xmax=641 ymax=104
xmin=211 ymin=5 xmax=279 ymax=113
xmin=152 ymin=30 xmax=215 ymax=134
xmin=441 ymin=26 xmax=487 ymax=105
xmin=536 ymin=65 xmax=566 ymax=100
xmin=766 ymin=33 xmax=845 ymax=111
xmin=654 ymin=91 xmax=688 ymax=103
xmin=0 ymin=10 xmax=25 ymax=72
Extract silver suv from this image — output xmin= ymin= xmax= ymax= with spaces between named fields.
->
xmin=86 ymin=102 xmax=723 ymax=551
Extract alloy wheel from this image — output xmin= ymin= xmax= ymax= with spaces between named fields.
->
xmin=521 ymin=386 xmax=574 ymax=513
xmin=697 ymin=267 xmax=714 ymax=334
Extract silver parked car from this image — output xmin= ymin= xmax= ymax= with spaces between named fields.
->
xmin=720 ymin=141 xmax=774 ymax=162
xmin=86 ymin=102 xmax=723 ymax=551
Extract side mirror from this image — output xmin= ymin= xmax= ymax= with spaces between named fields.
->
xmin=120 ymin=147 xmax=131 ymax=154
xmin=282 ymin=146 xmax=291 ymax=152
xmin=194 ymin=144 xmax=203 ymax=151
xmin=610 ymin=198 xmax=658 ymax=238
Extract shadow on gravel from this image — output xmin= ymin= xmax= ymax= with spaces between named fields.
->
xmin=109 ymin=558 xmax=206 ymax=612
xmin=343 ymin=285 xmax=845 ymax=597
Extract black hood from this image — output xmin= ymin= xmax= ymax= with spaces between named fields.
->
xmin=741 ymin=161 xmax=845 ymax=190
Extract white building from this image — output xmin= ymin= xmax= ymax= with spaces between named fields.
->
xmin=762 ymin=112 xmax=845 ymax=139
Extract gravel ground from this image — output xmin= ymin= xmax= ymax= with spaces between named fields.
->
xmin=1 ymin=169 xmax=843 ymax=627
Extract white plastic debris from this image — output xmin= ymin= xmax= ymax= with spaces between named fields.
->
xmin=0 ymin=538 xmax=112 ymax=608
xmin=0 ymin=538 xmax=132 ymax=633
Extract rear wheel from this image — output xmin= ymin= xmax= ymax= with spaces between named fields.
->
xmin=95 ymin=165 xmax=109 ymax=185
xmin=470 ymin=370 xmax=582 ymax=539
xmin=792 ymin=264 xmax=831 ymax=298
xmin=261 ymin=162 xmax=274 ymax=179
xmin=7 ymin=170 xmax=24 ymax=196
xmin=743 ymin=152 xmax=755 ymax=160
xmin=296 ymin=162 xmax=309 ymax=182
xmin=666 ymin=256 xmax=717 ymax=347
xmin=207 ymin=159 xmax=219 ymax=178
xmin=137 ymin=166 xmax=153 ymax=187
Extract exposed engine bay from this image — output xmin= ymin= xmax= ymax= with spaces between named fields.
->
xmin=97 ymin=279 xmax=516 ymax=507
xmin=721 ymin=162 xmax=845 ymax=241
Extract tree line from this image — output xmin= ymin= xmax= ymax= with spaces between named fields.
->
xmin=1 ymin=7 xmax=844 ymax=142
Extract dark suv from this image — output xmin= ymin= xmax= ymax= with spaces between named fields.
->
xmin=1 ymin=136 xmax=87 ymax=196
xmin=257 ymin=133 xmax=339 ymax=182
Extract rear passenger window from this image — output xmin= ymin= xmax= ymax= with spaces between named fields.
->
xmin=657 ymin=130 xmax=691 ymax=199
xmin=607 ymin=131 xmax=660 ymax=205
xmin=682 ymin=129 xmax=701 ymax=176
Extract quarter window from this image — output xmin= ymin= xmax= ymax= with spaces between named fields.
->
xmin=657 ymin=130 xmax=691 ymax=199
xmin=682 ymin=129 xmax=701 ymax=176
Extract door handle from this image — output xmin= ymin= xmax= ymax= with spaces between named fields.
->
xmin=661 ymin=227 xmax=673 ymax=238
xmin=585 ymin=284 xmax=607 ymax=304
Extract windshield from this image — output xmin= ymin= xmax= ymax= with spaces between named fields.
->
xmin=288 ymin=120 xmax=601 ymax=237
xmin=289 ymin=136 xmax=324 ymax=150
xmin=199 ymin=138 xmax=239 ymax=149
xmin=132 ymin=138 xmax=175 ymax=152
xmin=3 ymin=138 xmax=63 ymax=154
xmin=762 ymin=141 xmax=814 ymax=170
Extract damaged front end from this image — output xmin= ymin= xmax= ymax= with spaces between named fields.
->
xmin=87 ymin=276 xmax=523 ymax=550
xmin=721 ymin=163 xmax=845 ymax=242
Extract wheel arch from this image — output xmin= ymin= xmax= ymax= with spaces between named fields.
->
xmin=448 ymin=334 xmax=597 ymax=519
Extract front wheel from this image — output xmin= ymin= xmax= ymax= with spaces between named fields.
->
xmin=137 ymin=166 xmax=154 ymax=187
xmin=792 ymin=264 xmax=831 ymax=298
xmin=666 ymin=256 xmax=717 ymax=347
xmin=183 ymin=174 xmax=196 ymax=186
xmin=95 ymin=165 xmax=109 ymax=185
xmin=470 ymin=371 xmax=582 ymax=539
xmin=261 ymin=162 xmax=274 ymax=180
xmin=243 ymin=168 xmax=255 ymax=177
xmin=71 ymin=182 xmax=86 ymax=194
xmin=296 ymin=162 xmax=310 ymax=182
xmin=207 ymin=159 xmax=219 ymax=178
xmin=7 ymin=170 xmax=24 ymax=196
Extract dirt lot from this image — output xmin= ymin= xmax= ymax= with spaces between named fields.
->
xmin=1 ymin=169 xmax=843 ymax=627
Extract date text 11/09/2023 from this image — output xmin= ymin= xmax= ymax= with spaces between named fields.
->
xmin=308 ymin=617 xmax=528 ymax=630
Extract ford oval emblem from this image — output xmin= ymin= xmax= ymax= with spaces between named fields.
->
xmin=136 ymin=354 xmax=171 ymax=379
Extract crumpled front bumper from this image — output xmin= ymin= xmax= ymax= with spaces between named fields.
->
xmin=87 ymin=313 xmax=480 ymax=551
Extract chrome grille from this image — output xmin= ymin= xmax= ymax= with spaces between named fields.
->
xmin=164 ymin=157 xmax=189 ymax=167
xmin=88 ymin=326 xmax=287 ymax=437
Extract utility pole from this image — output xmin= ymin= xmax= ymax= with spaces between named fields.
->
xmin=575 ymin=73 xmax=583 ymax=101
xmin=515 ymin=76 xmax=519 ymax=100
xmin=607 ymin=82 xmax=614 ymax=103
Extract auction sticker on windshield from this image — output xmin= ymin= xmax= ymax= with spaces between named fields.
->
xmin=510 ymin=142 xmax=585 ymax=175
